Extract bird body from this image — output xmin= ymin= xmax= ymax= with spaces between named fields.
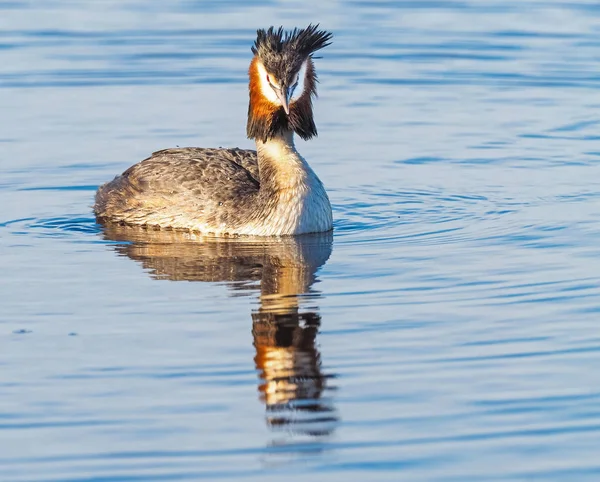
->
xmin=95 ymin=25 xmax=333 ymax=236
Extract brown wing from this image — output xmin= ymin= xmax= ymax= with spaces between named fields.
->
xmin=95 ymin=147 xmax=260 ymax=225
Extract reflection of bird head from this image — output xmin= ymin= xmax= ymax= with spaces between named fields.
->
xmin=253 ymin=311 xmax=337 ymax=436
xmin=253 ymin=312 xmax=320 ymax=405
xmin=247 ymin=25 xmax=333 ymax=142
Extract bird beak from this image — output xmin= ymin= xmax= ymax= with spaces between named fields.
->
xmin=275 ymin=86 xmax=292 ymax=115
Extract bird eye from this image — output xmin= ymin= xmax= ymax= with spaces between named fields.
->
xmin=266 ymin=75 xmax=279 ymax=90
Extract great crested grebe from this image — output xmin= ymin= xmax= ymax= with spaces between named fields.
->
xmin=94 ymin=25 xmax=333 ymax=236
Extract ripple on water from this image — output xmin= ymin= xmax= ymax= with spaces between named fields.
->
xmin=2 ymin=216 xmax=103 ymax=239
xmin=333 ymin=185 xmax=517 ymax=247
xmin=333 ymin=183 xmax=600 ymax=254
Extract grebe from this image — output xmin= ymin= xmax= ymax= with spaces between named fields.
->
xmin=94 ymin=25 xmax=333 ymax=236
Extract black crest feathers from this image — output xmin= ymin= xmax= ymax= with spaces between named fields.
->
xmin=251 ymin=24 xmax=332 ymax=60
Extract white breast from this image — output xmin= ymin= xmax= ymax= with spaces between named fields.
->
xmin=241 ymin=140 xmax=333 ymax=236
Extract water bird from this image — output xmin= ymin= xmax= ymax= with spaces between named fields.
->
xmin=95 ymin=25 xmax=333 ymax=236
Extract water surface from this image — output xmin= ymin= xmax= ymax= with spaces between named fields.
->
xmin=2 ymin=1 xmax=600 ymax=480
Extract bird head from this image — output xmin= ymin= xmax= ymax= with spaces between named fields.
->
xmin=247 ymin=25 xmax=332 ymax=142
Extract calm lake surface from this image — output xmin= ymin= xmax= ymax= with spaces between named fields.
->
xmin=2 ymin=1 xmax=600 ymax=480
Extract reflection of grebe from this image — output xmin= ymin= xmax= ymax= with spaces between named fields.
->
xmin=251 ymin=245 xmax=337 ymax=437
xmin=95 ymin=25 xmax=333 ymax=236
xmin=101 ymin=225 xmax=338 ymax=438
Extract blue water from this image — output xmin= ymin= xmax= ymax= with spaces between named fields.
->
xmin=2 ymin=1 xmax=600 ymax=480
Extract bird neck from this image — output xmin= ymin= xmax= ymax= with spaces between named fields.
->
xmin=250 ymin=132 xmax=332 ymax=236
xmin=255 ymin=132 xmax=313 ymax=192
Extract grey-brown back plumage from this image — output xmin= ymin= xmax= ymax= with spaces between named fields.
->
xmin=95 ymin=147 xmax=261 ymax=229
